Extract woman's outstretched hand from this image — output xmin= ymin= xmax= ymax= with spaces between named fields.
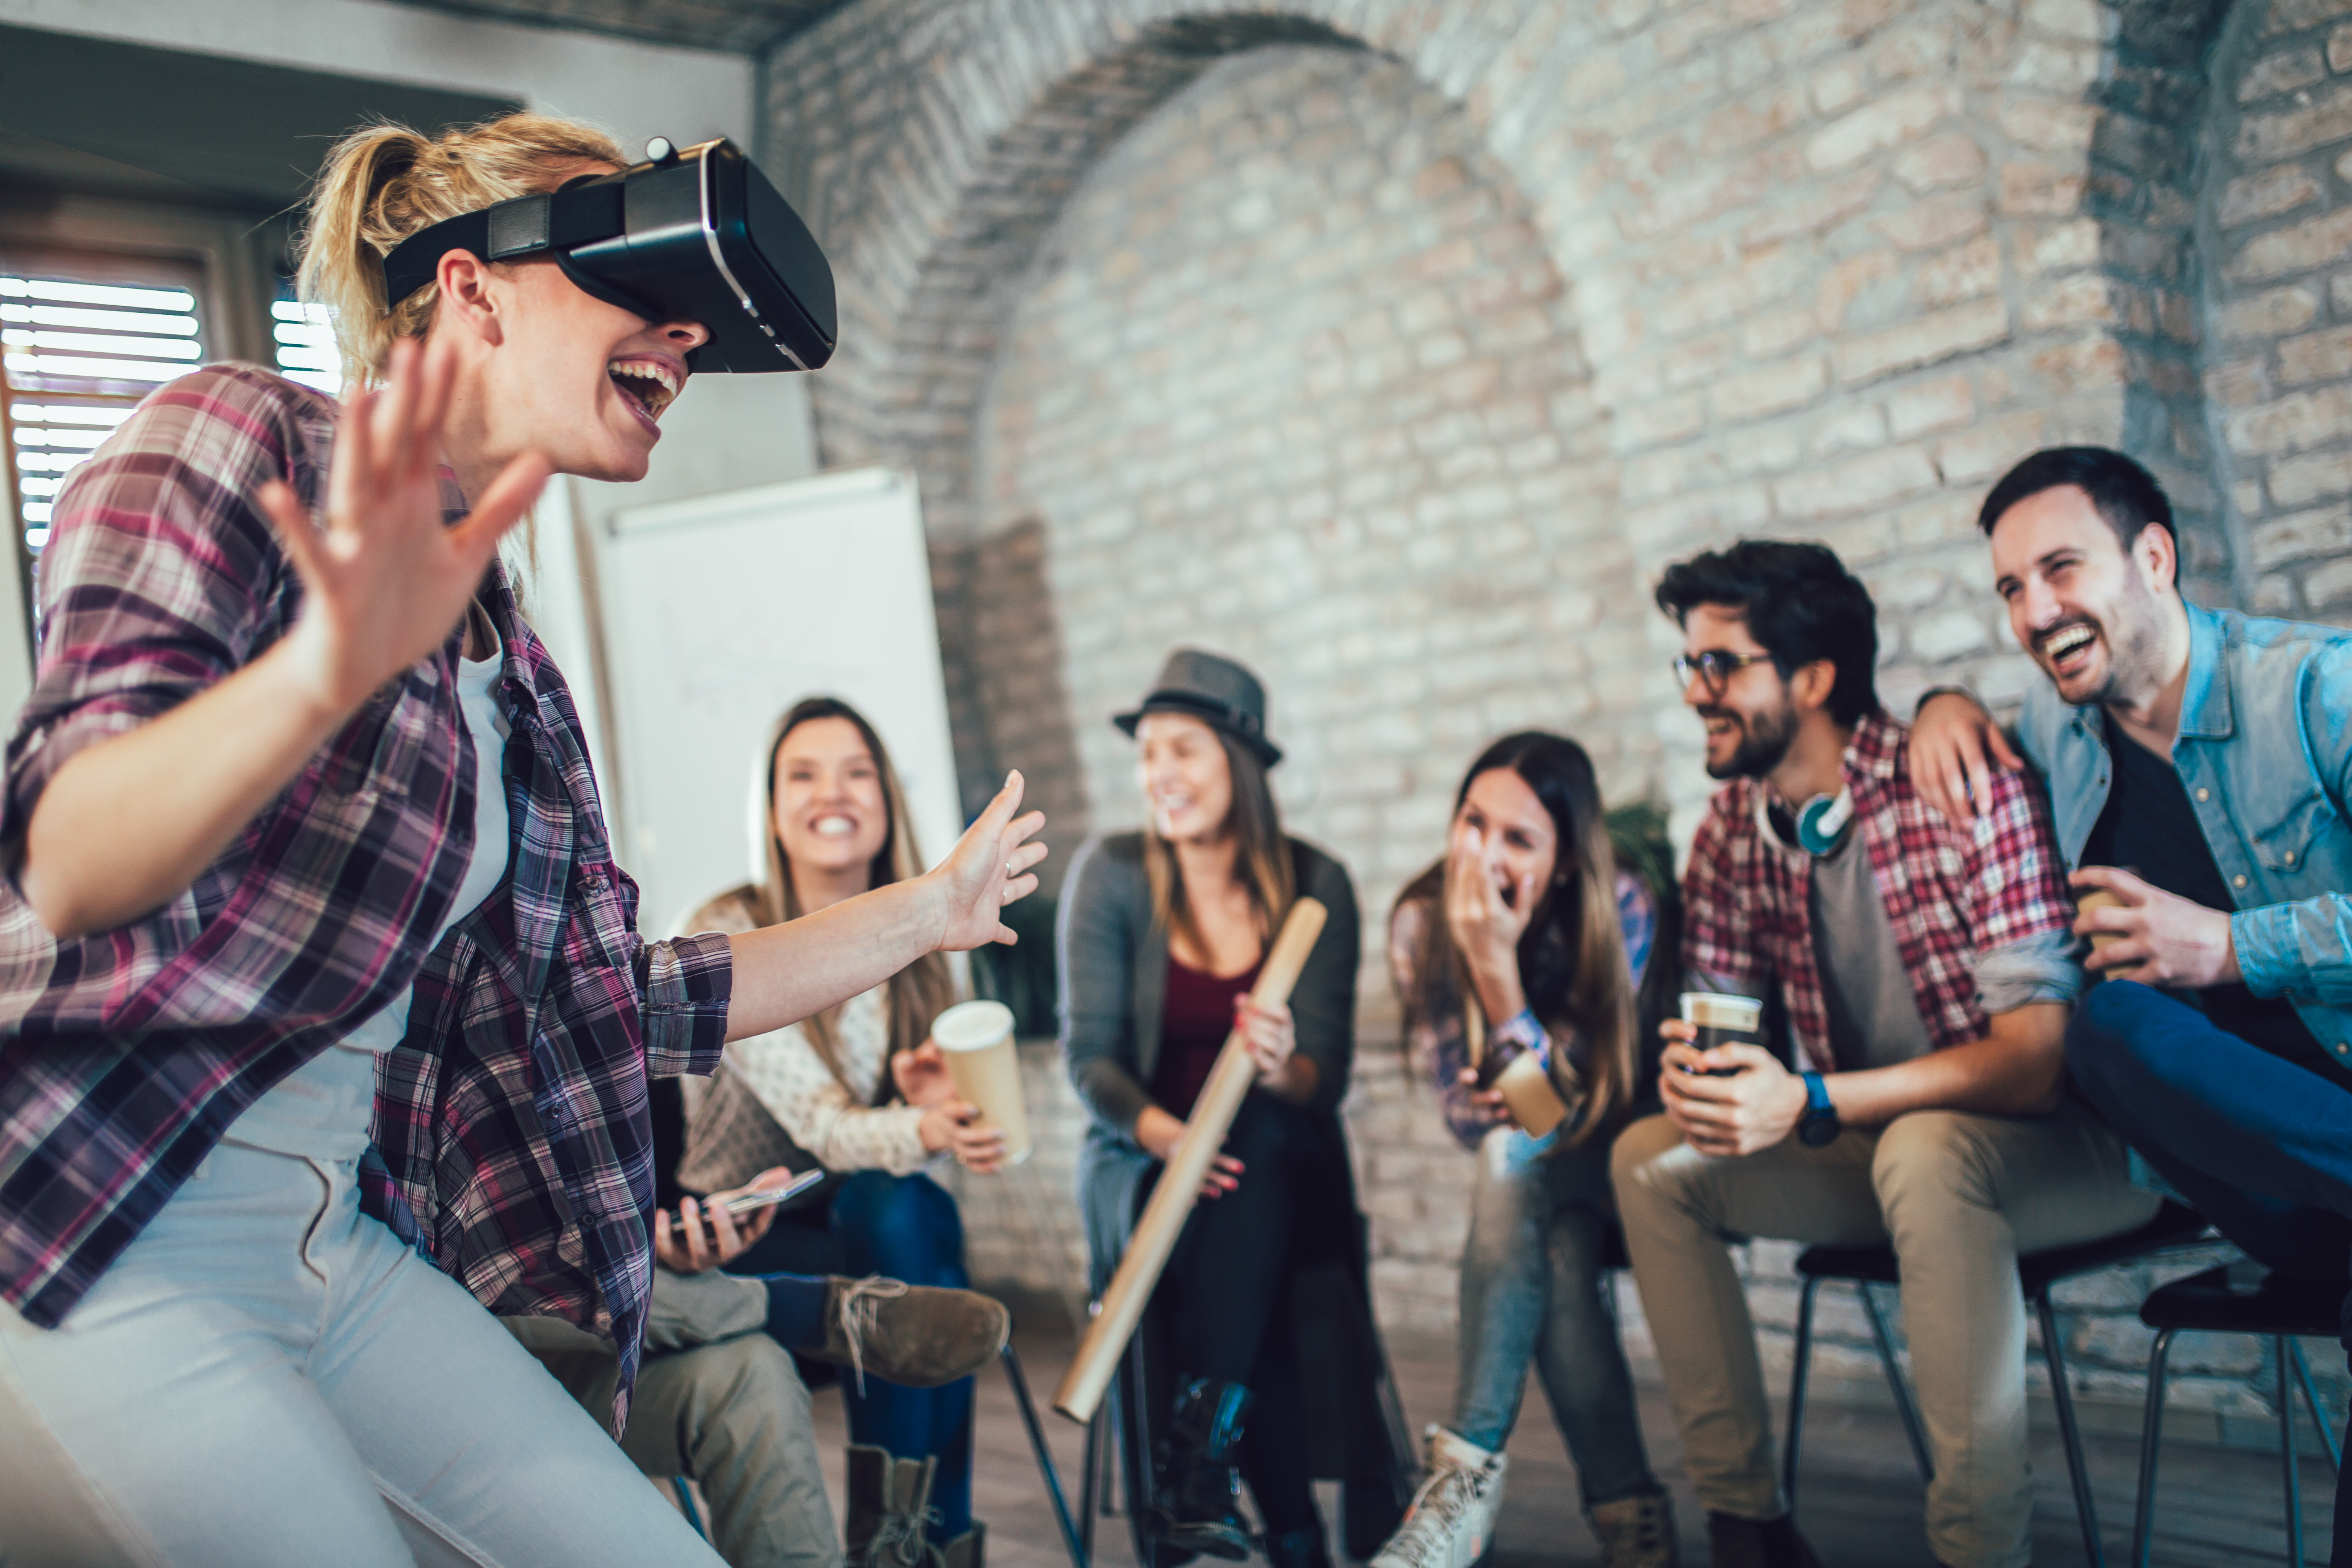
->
xmin=926 ymin=770 xmax=1048 ymax=951
xmin=260 ymin=336 xmax=550 ymax=713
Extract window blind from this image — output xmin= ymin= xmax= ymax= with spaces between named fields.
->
xmin=3 ymin=271 xmax=206 ymax=556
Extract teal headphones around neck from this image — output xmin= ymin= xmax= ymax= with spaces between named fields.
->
xmin=1759 ymin=786 xmax=1854 ymax=858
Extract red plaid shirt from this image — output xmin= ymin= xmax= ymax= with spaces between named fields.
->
xmin=0 ymin=365 xmax=729 ymax=1430
xmin=1682 ymin=711 xmax=2073 ymax=1072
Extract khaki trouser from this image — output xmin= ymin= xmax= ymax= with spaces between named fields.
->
xmin=1610 ymin=1103 xmax=2158 ymax=1568
xmin=505 ymin=1269 xmax=842 ymax=1568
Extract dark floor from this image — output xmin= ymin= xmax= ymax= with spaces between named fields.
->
xmin=799 ymin=1304 xmax=2339 ymax=1568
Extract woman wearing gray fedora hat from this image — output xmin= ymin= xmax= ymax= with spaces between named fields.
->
xmin=1058 ymin=649 xmax=1402 ymax=1568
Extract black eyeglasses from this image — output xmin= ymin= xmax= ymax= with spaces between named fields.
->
xmin=1673 ymin=650 xmax=1774 ymax=692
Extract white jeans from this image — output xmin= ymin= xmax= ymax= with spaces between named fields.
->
xmin=0 ymin=1137 xmax=724 ymax=1568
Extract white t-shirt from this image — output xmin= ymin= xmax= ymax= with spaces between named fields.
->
xmin=222 ymin=639 xmax=513 ymax=1160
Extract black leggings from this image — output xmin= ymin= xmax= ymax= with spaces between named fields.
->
xmin=1151 ymin=1093 xmax=1354 ymax=1533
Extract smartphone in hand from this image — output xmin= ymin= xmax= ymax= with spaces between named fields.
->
xmin=694 ymin=1169 xmax=827 ymax=1243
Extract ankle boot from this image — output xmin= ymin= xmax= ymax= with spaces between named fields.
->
xmin=844 ymin=1443 xmax=939 ymax=1568
xmin=927 ymin=1520 xmax=985 ymax=1568
xmin=1263 ymin=1523 xmax=1333 ymax=1568
xmin=1704 ymin=1511 xmax=1822 ymax=1568
xmin=1146 ymin=1375 xmax=1255 ymax=1560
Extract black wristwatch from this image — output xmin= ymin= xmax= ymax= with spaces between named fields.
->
xmin=1797 ymin=1071 xmax=1841 ymax=1147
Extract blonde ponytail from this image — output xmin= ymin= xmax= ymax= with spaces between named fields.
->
xmin=297 ymin=113 xmax=627 ymax=390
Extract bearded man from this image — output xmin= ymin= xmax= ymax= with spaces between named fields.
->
xmin=1612 ymin=539 xmax=2156 ymax=1568
xmin=1913 ymin=446 xmax=2352 ymax=1568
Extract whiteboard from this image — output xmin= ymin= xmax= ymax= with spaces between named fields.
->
xmin=598 ymin=467 xmax=963 ymax=938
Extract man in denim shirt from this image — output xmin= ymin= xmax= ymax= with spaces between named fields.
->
xmin=1915 ymin=446 xmax=2352 ymax=1563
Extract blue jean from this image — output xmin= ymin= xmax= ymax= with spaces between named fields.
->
xmin=2065 ymin=981 xmax=2352 ymax=1567
xmin=2065 ymin=981 xmax=2352 ymax=1282
xmin=1454 ymin=1125 xmax=1660 ymax=1507
xmin=0 ymin=1138 xmax=722 ymax=1567
xmin=733 ymin=1171 xmax=977 ymax=1542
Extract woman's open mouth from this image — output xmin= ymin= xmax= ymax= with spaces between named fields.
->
xmin=607 ymin=357 xmax=682 ymax=433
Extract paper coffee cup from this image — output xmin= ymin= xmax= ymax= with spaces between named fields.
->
xmin=1493 ymin=1050 xmax=1569 ymax=1138
xmin=1680 ymin=992 xmax=1763 ymax=1066
xmin=933 ymin=999 xmax=1031 ymax=1167
xmin=2076 ymin=889 xmax=2131 ymax=981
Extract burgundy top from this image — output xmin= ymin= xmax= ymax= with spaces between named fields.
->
xmin=1151 ymin=953 xmax=1264 ymax=1118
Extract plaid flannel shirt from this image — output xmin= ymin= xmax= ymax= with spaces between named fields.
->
xmin=1682 ymin=711 xmax=2073 ymax=1072
xmin=0 ymin=364 xmax=730 ymax=1430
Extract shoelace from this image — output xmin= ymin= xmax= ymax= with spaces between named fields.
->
xmin=836 ymin=1275 xmax=909 ymax=1396
xmin=866 ymin=1500 xmax=940 ymax=1568
xmin=1594 ymin=1498 xmax=1668 ymax=1558
xmin=1384 ymin=1466 xmax=1481 ymax=1568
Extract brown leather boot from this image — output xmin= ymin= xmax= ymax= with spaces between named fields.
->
xmin=927 ymin=1520 xmax=985 ymax=1568
xmin=1705 ymin=1511 xmax=1823 ymax=1568
xmin=1588 ymin=1491 xmax=1677 ymax=1568
xmin=844 ymin=1444 xmax=939 ymax=1568
xmin=811 ymin=1276 xmax=1009 ymax=1390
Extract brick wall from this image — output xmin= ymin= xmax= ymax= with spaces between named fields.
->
xmin=2204 ymin=0 xmax=2352 ymax=615
xmin=760 ymin=0 xmax=2352 ymax=1435
xmin=978 ymin=46 xmax=1641 ymax=902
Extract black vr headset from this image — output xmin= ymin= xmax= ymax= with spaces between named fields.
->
xmin=381 ymin=137 xmax=835 ymax=374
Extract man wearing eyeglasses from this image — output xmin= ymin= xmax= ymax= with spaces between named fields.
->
xmin=1610 ymin=540 xmax=2157 ymax=1568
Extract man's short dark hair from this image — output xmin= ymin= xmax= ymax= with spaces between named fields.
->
xmin=1977 ymin=446 xmax=2176 ymax=555
xmin=1654 ymin=539 xmax=1881 ymax=726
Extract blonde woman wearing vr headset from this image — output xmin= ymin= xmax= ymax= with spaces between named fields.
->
xmin=0 ymin=113 xmax=1045 ymax=1567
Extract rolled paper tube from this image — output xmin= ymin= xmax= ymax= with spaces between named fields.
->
xmin=1051 ymin=897 xmax=1329 ymax=1424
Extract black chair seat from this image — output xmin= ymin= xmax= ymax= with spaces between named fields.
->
xmin=1793 ymin=1200 xmax=2211 ymax=1292
xmin=2139 ymin=1264 xmax=2344 ymax=1339
xmin=2131 ymin=1264 xmax=2346 ymax=1568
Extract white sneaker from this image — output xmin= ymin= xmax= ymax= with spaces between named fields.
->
xmin=1368 ymin=1427 xmax=1508 ymax=1568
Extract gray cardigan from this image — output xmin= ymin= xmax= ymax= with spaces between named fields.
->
xmin=1056 ymin=831 xmax=1361 ymax=1278
xmin=1057 ymin=831 xmax=1362 ymax=1138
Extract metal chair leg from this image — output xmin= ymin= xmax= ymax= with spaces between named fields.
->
xmin=670 ymin=1477 xmax=707 ymax=1539
xmin=2280 ymin=1336 xmax=2305 ymax=1568
xmin=1783 ymin=1274 xmax=1823 ymax=1505
xmin=1858 ymin=1281 xmax=1933 ymax=1484
xmin=2035 ymin=1292 xmax=2105 ymax=1568
xmin=2132 ymin=1327 xmax=2176 ymax=1568
xmin=1001 ymin=1343 xmax=1090 ymax=1568
xmin=2291 ymin=1337 xmax=2343 ymax=1479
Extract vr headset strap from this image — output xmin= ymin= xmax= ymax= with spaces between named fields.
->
xmin=382 ymin=182 xmax=626 ymax=304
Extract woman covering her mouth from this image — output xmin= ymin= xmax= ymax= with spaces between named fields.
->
xmin=674 ymin=696 xmax=1004 ymax=1566
xmin=0 ymin=112 xmax=1044 ymax=1565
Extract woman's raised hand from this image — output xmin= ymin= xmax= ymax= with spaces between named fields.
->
xmin=258 ymin=337 xmax=552 ymax=714
xmin=1444 ymin=826 xmax=1535 ymax=1016
xmin=926 ymin=770 xmax=1048 ymax=951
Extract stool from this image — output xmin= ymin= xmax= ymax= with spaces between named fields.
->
xmin=1782 ymin=1200 xmax=2208 ymax=1568
xmin=2132 ymin=1263 xmax=2345 ymax=1568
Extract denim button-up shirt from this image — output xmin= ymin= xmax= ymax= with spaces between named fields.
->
xmin=2016 ymin=600 xmax=2352 ymax=1062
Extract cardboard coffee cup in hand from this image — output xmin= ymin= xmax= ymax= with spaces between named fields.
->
xmin=1680 ymin=991 xmax=1762 ymax=1075
xmin=933 ymin=1000 xmax=1032 ymax=1167
xmin=1492 ymin=1050 xmax=1569 ymax=1137
xmin=2076 ymin=889 xmax=2132 ymax=981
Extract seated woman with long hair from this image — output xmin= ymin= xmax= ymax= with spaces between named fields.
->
xmin=1371 ymin=733 xmax=1678 ymax=1568
xmin=1058 ymin=650 xmax=1364 ymax=1568
xmin=677 ymin=697 xmax=1004 ymax=1568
